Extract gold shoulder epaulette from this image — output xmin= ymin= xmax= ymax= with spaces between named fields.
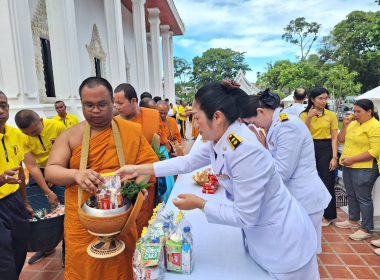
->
xmin=227 ymin=133 xmax=242 ymax=150
xmin=279 ymin=113 xmax=289 ymax=122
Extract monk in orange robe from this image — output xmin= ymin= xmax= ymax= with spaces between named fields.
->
xmin=157 ymin=100 xmax=182 ymax=145
xmin=114 ymin=83 xmax=172 ymax=234
xmin=45 ymin=77 xmax=158 ymax=279
xmin=191 ymin=116 xmax=199 ymax=140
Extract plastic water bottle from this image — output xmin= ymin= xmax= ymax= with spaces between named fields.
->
xmin=181 ymin=228 xmax=192 ymax=274
xmin=163 ymin=222 xmax=170 ymax=240
xmin=182 ymin=226 xmax=193 ymax=245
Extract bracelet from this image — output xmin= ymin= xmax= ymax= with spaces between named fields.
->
xmin=333 ymin=156 xmax=338 ymax=160
xmin=201 ymin=200 xmax=207 ymax=213
xmin=45 ymin=191 xmax=54 ymax=198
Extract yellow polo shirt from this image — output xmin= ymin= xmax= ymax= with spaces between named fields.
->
xmin=178 ymin=105 xmax=186 ymax=121
xmin=0 ymin=124 xmax=27 ymax=198
xmin=300 ymin=109 xmax=338 ymax=139
xmin=23 ymin=119 xmax=66 ymax=169
xmin=172 ymin=106 xmax=178 ymax=115
xmin=52 ymin=113 xmax=79 ymax=128
xmin=340 ymin=117 xmax=380 ymax=169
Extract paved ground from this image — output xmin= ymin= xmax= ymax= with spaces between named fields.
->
xmin=21 ymin=120 xmax=380 ymax=279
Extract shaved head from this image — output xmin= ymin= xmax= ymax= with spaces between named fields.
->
xmin=157 ymin=100 xmax=169 ymax=110
xmin=157 ymin=100 xmax=169 ymax=122
xmin=15 ymin=110 xmax=40 ymax=129
xmin=0 ymin=91 xmax=7 ymax=101
xmin=140 ymin=98 xmax=157 ymax=110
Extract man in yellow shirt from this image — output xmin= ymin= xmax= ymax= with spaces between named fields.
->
xmin=15 ymin=110 xmax=65 ymax=265
xmin=178 ymin=100 xmax=189 ymax=140
xmin=0 ymin=91 xmax=33 ymax=279
xmin=171 ymin=103 xmax=177 ymax=119
xmin=53 ymin=100 xmax=80 ymax=128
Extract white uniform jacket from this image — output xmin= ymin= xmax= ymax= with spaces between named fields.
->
xmin=154 ymin=122 xmax=317 ymax=274
xmin=266 ymin=109 xmax=331 ymax=214
xmin=282 ymin=103 xmax=304 ymax=117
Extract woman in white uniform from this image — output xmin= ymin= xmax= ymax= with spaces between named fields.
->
xmin=117 ymin=81 xmax=319 ymax=279
xmin=239 ymin=90 xmax=331 ymax=254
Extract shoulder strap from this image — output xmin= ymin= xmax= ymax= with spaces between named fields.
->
xmin=166 ymin=118 xmax=174 ymax=141
xmin=78 ymin=120 xmax=125 ymax=208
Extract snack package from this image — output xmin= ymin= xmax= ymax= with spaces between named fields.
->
xmin=43 ymin=205 xmax=65 ymax=219
xmin=141 ymin=238 xmax=162 ymax=267
xmin=95 ymin=172 xmax=121 ymax=210
xmin=166 ymin=240 xmax=182 ymax=273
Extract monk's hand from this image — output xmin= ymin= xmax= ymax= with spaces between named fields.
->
xmin=141 ymin=189 xmax=148 ymax=200
xmin=116 ymin=165 xmax=139 ymax=182
xmin=75 ymin=169 xmax=105 ymax=193
xmin=172 ymin=194 xmax=204 ymax=211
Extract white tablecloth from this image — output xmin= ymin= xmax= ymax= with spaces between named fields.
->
xmin=163 ymin=165 xmax=272 ymax=279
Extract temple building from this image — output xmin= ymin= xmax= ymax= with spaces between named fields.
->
xmin=0 ymin=0 xmax=185 ymax=126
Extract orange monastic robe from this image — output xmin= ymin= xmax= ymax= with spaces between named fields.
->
xmin=132 ymin=107 xmax=169 ymax=149
xmin=64 ymin=118 xmax=158 ymax=280
xmin=163 ymin=117 xmax=182 ymax=144
xmin=191 ymin=117 xmax=199 ymax=138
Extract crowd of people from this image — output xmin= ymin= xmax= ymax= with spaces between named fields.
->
xmin=0 ymin=76 xmax=379 ymax=279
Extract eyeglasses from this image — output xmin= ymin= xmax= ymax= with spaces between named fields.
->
xmin=82 ymin=103 xmax=110 ymax=111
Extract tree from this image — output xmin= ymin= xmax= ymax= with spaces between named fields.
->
xmin=191 ymin=48 xmax=251 ymax=86
xmin=306 ymin=54 xmax=323 ymax=69
xmin=279 ymin=62 xmax=320 ymax=92
xmin=257 ymin=60 xmax=292 ymax=91
xmin=317 ymin=33 xmax=337 ymax=64
xmin=319 ymin=65 xmax=361 ymax=99
xmin=282 ymin=17 xmax=321 ymax=61
xmin=332 ymin=11 xmax=380 ymax=92
xmin=174 ymin=57 xmax=192 ymax=95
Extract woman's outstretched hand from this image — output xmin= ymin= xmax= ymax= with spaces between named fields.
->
xmin=173 ymin=194 xmax=204 ymax=211
xmin=116 ymin=165 xmax=139 ymax=182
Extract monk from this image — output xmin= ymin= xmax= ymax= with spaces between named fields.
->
xmin=157 ymin=100 xmax=182 ymax=145
xmin=140 ymin=97 xmax=157 ymax=110
xmin=45 ymin=77 xmax=158 ymax=279
xmin=191 ymin=117 xmax=199 ymax=140
xmin=114 ymin=84 xmax=170 ymax=234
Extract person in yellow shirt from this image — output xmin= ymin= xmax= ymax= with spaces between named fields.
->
xmin=170 ymin=103 xmax=177 ymax=119
xmin=15 ymin=110 xmax=65 ymax=265
xmin=300 ymin=87 xmax=339 ymax=227
xmin=53 ymin=100 xmax=80 ymax=128
xmin=335 ymin=99 xmax=380 ymax=241
xmin=0 ymin=91 xmax=34 ymax=279
xmin=178 ymin=100 xmax=189 ymax=140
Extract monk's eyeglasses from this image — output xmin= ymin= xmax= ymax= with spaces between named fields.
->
xmin=82 ymin=103 xmax=110 ymax=111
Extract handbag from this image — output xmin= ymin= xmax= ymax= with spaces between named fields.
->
xmin=335 ymin=176 xmax=348 ymax=207
xmin=166 ymin=118 xmax=184 ymax=156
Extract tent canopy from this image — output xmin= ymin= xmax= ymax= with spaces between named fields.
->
xmin=355 ymin=86 xmax=380 ymax=100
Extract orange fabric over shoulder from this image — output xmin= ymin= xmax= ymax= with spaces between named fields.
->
xmin=164 ymin=117 xmax=182 ymax=144
xmin=64 ymin=117 xmax=158 ymax=280
xmin=191 ymin=117 xmax=199 ymax=138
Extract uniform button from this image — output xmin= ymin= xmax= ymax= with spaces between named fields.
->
xmin=222 ymin=146 xmax=227 ymax=151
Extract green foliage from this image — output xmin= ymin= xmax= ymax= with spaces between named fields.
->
xmin=191 ymin=48 xmax=251 ymax=86
xmin=257 ymin=60 xmax=292 ymax=90
xmin=282 ymin=17 xmax=321 ymax=60
xmin=320 ymin=65 xmax=361 ymax=99
xmin=174 ymin=57 xmax=192 ymax=85
xmin=120 ymin=175 xmax=152 ymax=201
xmin=152 ymin=141 xmax=167 ymax=161
xmin=317 ymin=33 xmax=337 ymax=64
xmin=332 ymin=11 xmax=380 ymax=92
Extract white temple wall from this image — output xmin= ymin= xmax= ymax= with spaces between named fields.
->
xmin=74 ymin=0 xmax=109 ymax=82
xmin=121 ymin=5 xmax=138 ymax=93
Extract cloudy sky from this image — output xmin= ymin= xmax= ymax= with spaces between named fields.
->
xmin=172 ymin=0 xmax=379 ymax=82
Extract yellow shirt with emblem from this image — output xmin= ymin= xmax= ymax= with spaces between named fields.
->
xmin=340 ymin=117 xmax=380 ymax=169
xmin=52 ymin=113 xmax=79 ymax=128
xmin=23 ymin=119 xmax=66 ymax=169
xmin=300 ymin=109 xmax=338 ymax=139
xmin=0 ymin=124 xmax=27 ymax=198
xmin=178 ymin=105 xmax=186 ymax=121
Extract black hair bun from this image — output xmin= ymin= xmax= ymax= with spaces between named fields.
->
xmin=260 ymin=88 xmax=280 ymax=109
